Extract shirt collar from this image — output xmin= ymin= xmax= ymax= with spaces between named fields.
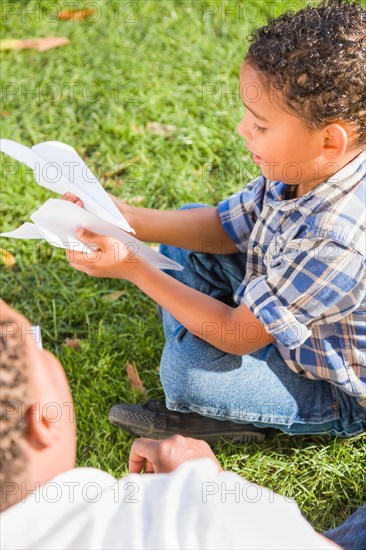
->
xmin=266 ymin=149 xmax=365 ymax=205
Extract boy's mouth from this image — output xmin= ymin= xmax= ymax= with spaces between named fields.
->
xmin=247 ymin=146 xmax=263 ymax=165
xmin=252 ymin=153 xmax=263 ymax=165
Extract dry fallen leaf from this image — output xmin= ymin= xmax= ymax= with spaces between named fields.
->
xmin=0 ymin=247 xmax=16 ymax=268
xmin=146 ymin=122 xmax=177 ymax=137
xmin=126 ymin=362 xmax=147 ymax=395
xmin=0 ymin=37 xmax=70 ymax=52
xmin=64 ymin=338 xmax=82 ymax=349
xmin=103 ymin=157 xmax=139 ymax=178
xmin=57 ymin=8 xmax=98 ymax=21
xmin=103 ymin=165 xmax=127 ymax=178
xmin=0 ymin=39 xmax=20 ymax=50
xmin=131 ymin=124 xmax=144 ymax=134
xmin=102 ymin=290 xmax=126 ymax=302
xmin=0 ymin=110 xmax=11 ymax=117
xmin=37 ymin=37 xmax=71 ymax=52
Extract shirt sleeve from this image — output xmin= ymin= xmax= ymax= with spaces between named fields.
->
xmin=217 ymin=175 xmax=266 ymax=252
xmin=241 ymin=237 xmax=365 ymax=349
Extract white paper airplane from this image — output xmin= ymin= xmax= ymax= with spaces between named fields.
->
xmin=0 ymin=140 xmax=183 ymax=271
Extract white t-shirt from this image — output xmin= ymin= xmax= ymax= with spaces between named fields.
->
xmin=1 ymin=458 xmax=336 ymax=550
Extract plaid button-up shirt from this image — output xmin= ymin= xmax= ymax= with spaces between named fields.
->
xmin=218 ymin=150 xmax=366 ymax=406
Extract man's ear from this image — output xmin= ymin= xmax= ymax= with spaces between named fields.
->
xmin=25 ymin=402 xmax=58 ymax=450
xmin=322 ymin=123 xmax=348 ymax=160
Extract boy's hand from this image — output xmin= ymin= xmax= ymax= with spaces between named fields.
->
xmin=61 ymin=192 xmax=136 ymax=229
xmin=61 ymin=192 xmax=84 ymax=207
xmin=65 ymin=228 xmax=141 ymax=281
xmin=108 ymin=193 xmax=134 ymax=223
xmin=129 ymin=434 xmax=223 ymax=474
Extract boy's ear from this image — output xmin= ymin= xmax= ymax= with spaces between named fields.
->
xmin=25 ymin=402 xmax=59 ymax=450
xmin=322 ymin=123 xmax=348 ymax=160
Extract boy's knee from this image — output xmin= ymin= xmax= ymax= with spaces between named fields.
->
xmin=160 ymin=345 xmax=195 ymax=403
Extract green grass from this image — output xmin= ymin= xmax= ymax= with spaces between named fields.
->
xmin=1 ymin=0 xmax=365 ymax=533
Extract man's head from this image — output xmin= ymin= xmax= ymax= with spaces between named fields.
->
xmin=0 ymin=301 xmax=76 ymax=511
xmin=237 ymin=0 xmax=365 ymax=188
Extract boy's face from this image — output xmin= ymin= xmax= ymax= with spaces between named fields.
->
xmin=237 ymin=62 xmax=330 ymax=187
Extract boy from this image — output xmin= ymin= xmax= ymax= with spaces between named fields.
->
xmin=64 ymin=0 xmax=366 ymax=441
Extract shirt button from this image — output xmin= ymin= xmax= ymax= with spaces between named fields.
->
xmin=253 ymin=245 xmax=262 ymax=254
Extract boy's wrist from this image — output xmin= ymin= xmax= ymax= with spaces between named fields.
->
xmin=121 ymin=254 xmax=149 ymax=285
xmin=110 ymin=195 xmax=140 ymax=237
xmin=124 ymin=203 xmax=138 ymax=234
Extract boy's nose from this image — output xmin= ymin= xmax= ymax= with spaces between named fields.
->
xmin=237 ymin=114 xmax=252 ymax=140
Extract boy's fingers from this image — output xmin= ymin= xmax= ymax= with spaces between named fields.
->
xmin=61 ymin=192 xmax=83 ymax=207
xmin=129 ymin=438 xmax=159 ymax=473
xmin=143 ymin=460 xmax=155 ymax=474
xmin=65 ymin=249 xmax=85 ymax=265
xmin=76 ymin=228 xmax=103 ymax=250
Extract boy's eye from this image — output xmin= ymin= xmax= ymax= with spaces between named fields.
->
xmin=253 ymin=123 xmax=266 ymax=133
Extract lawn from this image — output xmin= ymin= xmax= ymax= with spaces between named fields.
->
xmin=1 ymin=0 xmax=365 ymax=533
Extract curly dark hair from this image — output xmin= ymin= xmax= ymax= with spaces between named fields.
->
xmin=245 ymin=0 xmax=366 ymax=148
xmin=0 ymin=315 xmax=29 ymax=512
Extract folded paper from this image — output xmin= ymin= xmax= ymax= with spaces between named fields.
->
xmin=0 ymin=140 xmax=183 ymax=271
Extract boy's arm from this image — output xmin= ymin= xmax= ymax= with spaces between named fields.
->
xmin=67 ymin=230 xmax=273 ymax=356
xmin=116 ymin=199 xmax=239 ymax=254
xmin=63 ymin=193 xmax=239 ymax=253
xmin=132 ymin=259 xmax=274 ymax=355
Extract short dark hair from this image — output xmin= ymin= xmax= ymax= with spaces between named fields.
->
xmin=245 ymin=0 xmax=366 ymax=148
xmin=0 ymin=317 xmax=29 ymax=512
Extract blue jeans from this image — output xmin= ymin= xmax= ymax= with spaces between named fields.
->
xmin=324 ymin=502 xmax=366 ymax=550
xmin=159 ymin=204 xmax=366 ymax=436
